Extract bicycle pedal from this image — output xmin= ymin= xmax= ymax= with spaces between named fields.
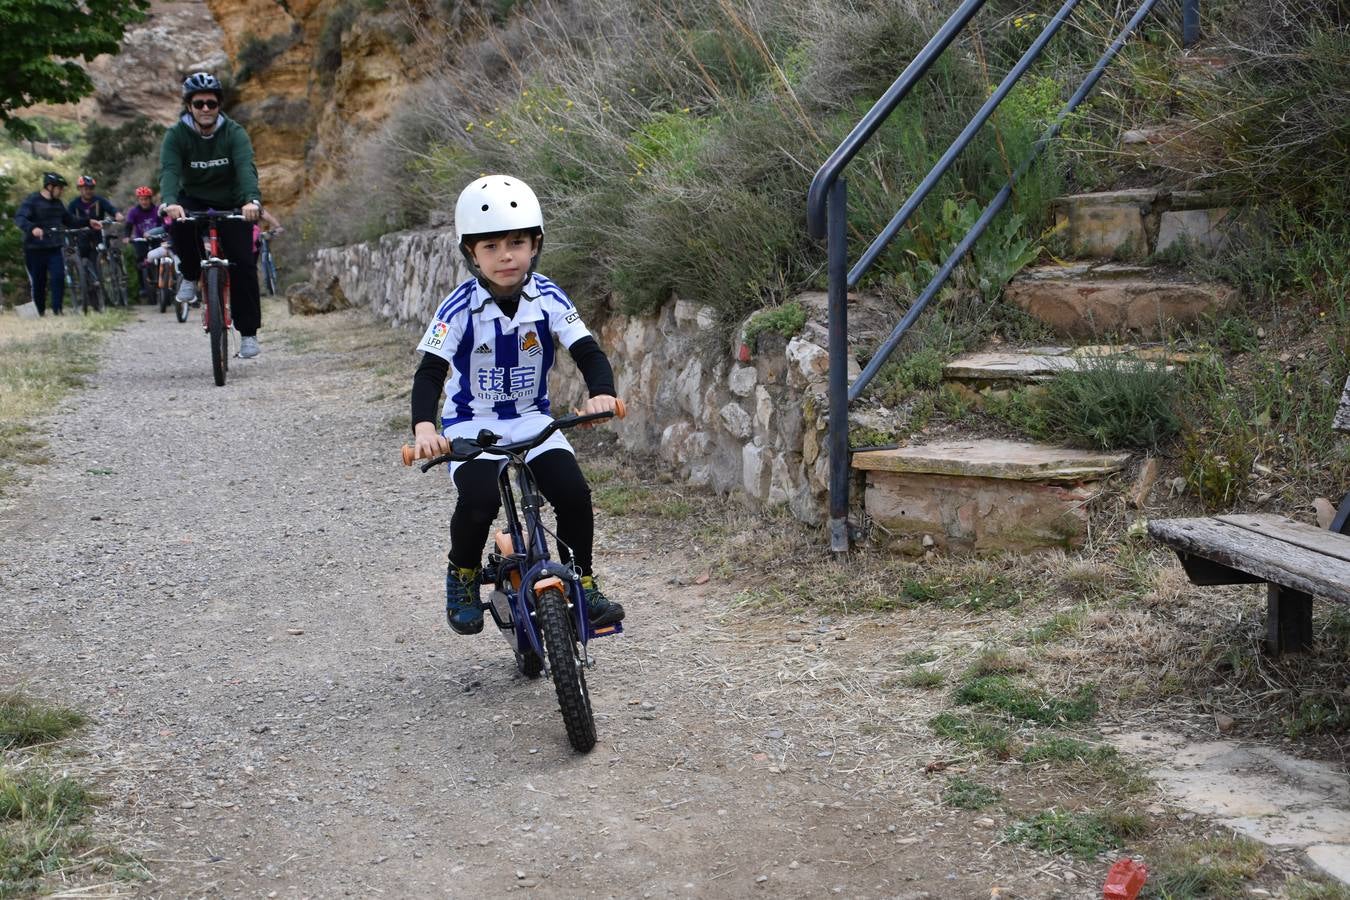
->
xmin=589 ymin=622 xmax=624 ymax=639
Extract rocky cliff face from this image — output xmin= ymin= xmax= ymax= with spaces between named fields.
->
xmin=23 ymin=0 xmax=419 ymax=212
xmin=207 ymin=0 xmax=420 ymax=211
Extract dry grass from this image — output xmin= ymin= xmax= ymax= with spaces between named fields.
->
xmin=0 ymin=309 xmax=130 ymax=493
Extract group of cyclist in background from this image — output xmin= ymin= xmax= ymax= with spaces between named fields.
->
xmin=14 ymin=170 xmax=282 ymax=319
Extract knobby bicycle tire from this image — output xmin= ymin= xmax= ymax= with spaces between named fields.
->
xmin=110 ymin=252 xmax=128 ymax=307
xmin=205 ymin=267 xmax=228 ymax=386
xmin=64 ymin=251 xmax=86 ymax=314
xmin=158 ymin=275 xmax=171 ymax=314
xmin=536 ymin=588 xmax=597 ymax=752
xmin=263 ymin=250 xmax=277 ymax=296
xmin=83 ymin=258 xmax=104 ymax=313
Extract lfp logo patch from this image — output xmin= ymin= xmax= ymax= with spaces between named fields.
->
xmin=425 ymin=321 xmax=449 ymax=350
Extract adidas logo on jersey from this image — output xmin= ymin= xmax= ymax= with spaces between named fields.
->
xmin=474 ymin=343 xmax=491 ymax=355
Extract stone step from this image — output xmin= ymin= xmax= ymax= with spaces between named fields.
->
xmin=853 ymin=439 xmax=1130 ymax=555
xmin=943 ymin=345 xmax=1195 ymax=387
xmin=1003 ymin=262 xmax=1236 ymax=339
xmin=1053 ymin=188 xmax=1239 ymax=261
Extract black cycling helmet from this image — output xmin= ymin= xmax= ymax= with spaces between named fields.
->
xmin=181 ymin=72 xmax=223 ymax=101
xmin=43 ymin=172 xmax=68 ymax=188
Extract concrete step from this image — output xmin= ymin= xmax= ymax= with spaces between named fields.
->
xmin=1004 ymin=262 xmax=1236 ymax=339
xmin=853 ymin=439 xmax=1130 ymax=555
xmin=1053 ymin=188 xmax=1239 ymax=261
xmin=943 ymin=345 xmax=1195 ymax=388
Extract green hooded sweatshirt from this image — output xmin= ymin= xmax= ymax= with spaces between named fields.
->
xmin=159 ymin=113 xmax=261 ymax=210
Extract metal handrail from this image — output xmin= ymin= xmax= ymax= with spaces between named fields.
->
xmin=806 ymin=0 xmax=987 ymax=241
xmin=808 ymin=0 xmax=1196 ymax=552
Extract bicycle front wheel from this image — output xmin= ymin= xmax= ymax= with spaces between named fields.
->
xmin=205 ymin=267 xmax=228 ymax=386
xmin=83 ymin=259 xmax=104 ymax=313
xmin=263 ymin=251 xmax=277 ymax=296
xmin=536 ymin=588 xmax=596 ymax=753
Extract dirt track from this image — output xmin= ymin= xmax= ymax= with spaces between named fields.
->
xmin=0 ymin=304 xmax=1332 ymax=898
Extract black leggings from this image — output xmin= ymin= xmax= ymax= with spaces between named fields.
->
xmin=448 ymin=449 xmax=595 ymax=575
xmin=168 ymin=211 xmax=261 ymax=336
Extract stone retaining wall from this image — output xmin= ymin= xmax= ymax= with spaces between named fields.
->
xmin=312 ymin=231 xmax=835 ymax=523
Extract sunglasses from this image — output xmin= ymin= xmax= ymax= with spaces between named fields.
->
xmin=191 ymin=99 xmax=219 ymax=110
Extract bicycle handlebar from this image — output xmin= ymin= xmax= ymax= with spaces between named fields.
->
xmin=401 ymin=399 xmax=627 ymax=468
xmin=178 ymin=209 xmax=247 ymax=222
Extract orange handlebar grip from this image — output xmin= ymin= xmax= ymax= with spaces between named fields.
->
xmin=615 ymin=398 xmax=627 ymax=419
xmin=401 ymin=444 xmax=416 ymax=467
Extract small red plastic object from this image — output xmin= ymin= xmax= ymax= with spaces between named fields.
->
xmin=736 ymin=342 xmax=752 ymax=363
xmin=1102 ymin=858 xmax=1148 ymax=899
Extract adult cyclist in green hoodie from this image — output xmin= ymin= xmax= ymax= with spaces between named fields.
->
xmin=160 ymin=72 xmax=265 ymax=359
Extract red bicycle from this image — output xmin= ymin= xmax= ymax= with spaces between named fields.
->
xmin=180 ymin=210 xmax=243 ymax=386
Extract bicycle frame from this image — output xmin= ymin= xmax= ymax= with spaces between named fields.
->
xmin=198 ymin=214 xmax=233 ymax=332
xmin=483 ymin=452 xmax=621 ymax=668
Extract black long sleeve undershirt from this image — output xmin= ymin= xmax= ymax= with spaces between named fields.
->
xmin=410 ymin=336 xmax=616 ymax=430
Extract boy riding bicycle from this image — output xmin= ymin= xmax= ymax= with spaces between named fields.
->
xmin=410 ymin=176 xmax=625 ymax=635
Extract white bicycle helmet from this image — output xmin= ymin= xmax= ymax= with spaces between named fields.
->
xmin=454 ymin=176 xmax=545 ymax=287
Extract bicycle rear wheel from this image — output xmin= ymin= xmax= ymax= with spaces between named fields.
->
xmin=205 ymin=267 xmax=228 ymax=386
xmin=536 ymin=587 xmax=596 ymax=752
xmin=263 ymin=250 xmax=277 ymax=296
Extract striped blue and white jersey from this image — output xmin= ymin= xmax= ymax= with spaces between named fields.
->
xmin=416 ymin=274 xmax=593 ymax=426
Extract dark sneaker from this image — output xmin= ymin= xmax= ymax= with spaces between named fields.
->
xmin=446 ymin=566 xmax=483 ymax=635
xmin=581 ymin=574 xmax=624 ymax=627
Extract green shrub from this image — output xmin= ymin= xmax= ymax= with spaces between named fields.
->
xmin=1025 ymin=355 xmax=1182 ymax=450
xmin=742 ymin=302 xmax=806 ymax=350
xmin=81 ymin=116 xmax=158 ymax=193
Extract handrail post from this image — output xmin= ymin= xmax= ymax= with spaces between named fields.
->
xmin=1182 ymin=0 xmax=1199 ymax=47
xmin=827 ymin=179 xmax=850 ymax=554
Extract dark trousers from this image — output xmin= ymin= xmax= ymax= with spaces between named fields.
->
xmin=169 ymin=216 xmax=261 ymax=336
xmin=24 ymin=247 xmax=64 ymax=314
xmin=448 ymin=449 xmax=595 ymax=574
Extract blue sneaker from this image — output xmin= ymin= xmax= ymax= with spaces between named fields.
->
xmin=446 ymin=566 xmax=483 ymax=635
xmin=581 ymin=574 xmax=624 ymax=627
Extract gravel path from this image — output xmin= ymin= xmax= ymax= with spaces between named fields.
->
xmin=3 ymin=306 xmax=1116 ymax=898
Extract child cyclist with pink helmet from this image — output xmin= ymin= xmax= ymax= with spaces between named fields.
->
xmin=409 ymin=176 xmax=626 ymax=635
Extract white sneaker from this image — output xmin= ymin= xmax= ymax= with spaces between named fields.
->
xmin=239 ymin=336 xmax=260 ymax=359
xmin=176 ymin=280 xmax=196 ymax=303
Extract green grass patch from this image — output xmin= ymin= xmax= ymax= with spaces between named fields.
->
xmin=1022 ymin=610 xmax=1085 ymax=646
xmin=1144 ymin=834 xmax=1266 ymax=898
xmin=742 ymin=302 xmax=806 ymax=351
xmin=1021 ymin=735 xmax=1117 ymax=767
xmin=902 ymin=669 xmax=944 ymax=689
xmin=592 ymin=483 xmax=649 ymax=516
xmin=1285 ymin=878 xmax=1350 ymax=900
xmin=0 ymin=694 xmax=86 ymax=751
xmin=928 ymin=712 xmax=1015 ymax=760
xmin=953 ymin=676 xmax=1097 ymax=726
xmin=941 ymin=776 xmax=1000 ymax=810
xmin=901 ymin=571 xmax=1030 ymax=611
xmin=1005 ymin=807 xmax=1148 ymax=860
xmin=0 ymin=770 xmax=91 ymax=824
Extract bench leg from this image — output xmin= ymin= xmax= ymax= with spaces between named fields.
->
xmin=1266 ymin=584 xmax=1314 ymax=655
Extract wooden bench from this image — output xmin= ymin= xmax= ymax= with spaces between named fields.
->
xmin=1148 ymin=374 xmax=1350 ymax=654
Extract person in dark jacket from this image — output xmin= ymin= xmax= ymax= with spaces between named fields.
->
xmin=67 ymin=175 xmax=122 ymax=260
xmin=13 ymin=172 xmax=102 ymax=316
xmin=67 ymin=175 xmax=124 ymax=298
xmin=160 ymin=71 xmax=265 ymax=358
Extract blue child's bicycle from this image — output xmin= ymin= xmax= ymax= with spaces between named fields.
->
xmin=402 ymin=408 xmax=625 ymax=752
